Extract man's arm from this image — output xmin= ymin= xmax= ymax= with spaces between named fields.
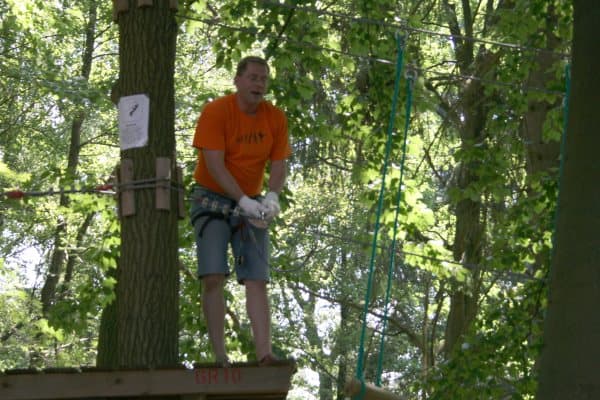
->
xmin=268 ymin=159 xmax=287 ymax=194
xmin=202 ymin=149 xmax=244 ymax=201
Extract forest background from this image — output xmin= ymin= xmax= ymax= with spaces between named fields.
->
xmin=0 ymin=0 xmax=579 ymax=399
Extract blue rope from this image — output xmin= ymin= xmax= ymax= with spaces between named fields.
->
xmin=548 ymin=64 xmax=571 ymax=271
xmin=354 ymin=32 xmax=405 ymax=398
xmin=375 ymin=70 xmax=415 ymax=386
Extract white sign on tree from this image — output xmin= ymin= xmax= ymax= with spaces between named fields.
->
xmin=118 ymin=94 xmax=149 ymax=150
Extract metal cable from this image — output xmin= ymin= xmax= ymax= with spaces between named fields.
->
xmin=257 ymin=0 xmax=570 ymax=58
xmin=177 ymin=14 xmax=567 ymax=96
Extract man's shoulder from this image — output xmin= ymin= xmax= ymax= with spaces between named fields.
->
xmin=204 ymin=93 xmax=235 ymax=109
xmin=260 ymin=100 xmax=286 ymax=119
xmin=199 ymin=94 xmax=235 ymax=120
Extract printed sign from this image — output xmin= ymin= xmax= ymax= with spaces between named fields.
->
xmin=194 ymin=368 xmax=242 ymax=384
xmin=118 ymin=94 xmax=149 ymax=150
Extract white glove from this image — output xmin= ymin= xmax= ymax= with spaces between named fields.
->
xmin=261 ymin=191 xmax=280 ymax=219
xmin=238 ymin=195 xmax=267 ymax=219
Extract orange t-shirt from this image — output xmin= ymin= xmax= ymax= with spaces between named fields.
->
xmin=193 ymin=94 xmax=291 ymax=197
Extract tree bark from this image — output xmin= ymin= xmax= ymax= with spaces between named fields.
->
xmin=111 ymin=0 xmax=179 ymax=369
xmin=41 ymin=0 xmax=98 ymax=317
xmin=536 ymin=0 xmax=600 ymax=397
xmin=520 ymin=3 xmax=562 ymax=180
xmin=97 ymin=264 xmax=118 ymax=368
xmin=335 ymin=299 xmax=350 ymax=400
xmin=442 ymin=51 xmax=488 ymax=359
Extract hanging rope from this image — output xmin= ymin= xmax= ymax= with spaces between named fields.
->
xmin=546 ymin=63 xmax=571 ymax=280
xmin=554 ymin=63 xmax=571 ymax=246
xmin=375 ymin=66 xmax=415 ymax=386
xmin=354 ymin=32 xmax=406 ymax=398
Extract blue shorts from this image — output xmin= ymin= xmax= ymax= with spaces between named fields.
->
xmin=190 ymin=186 xmax=270 ymax=283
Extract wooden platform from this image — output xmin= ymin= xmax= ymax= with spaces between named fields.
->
xmin=0 ymin=360 xmax=296 ymax=400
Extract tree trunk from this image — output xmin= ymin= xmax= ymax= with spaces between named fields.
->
xmin=335 ymin=299 xmax=350 ymax=400
xmin=60 ymin=212 xmax=95 ymax=298
xmin=520 ymin=2 xmax=562 ymax=180
xmin=111 ymin=0 xmax=179 ymax=369
xmin=97 ymin=260 xmax=119 ymax=368
xmin=443 ymin=66 xmax=487 ymax=358
xmin=40 ymin=1 xmax=98 ymax=316
xmin=437 ymin=0 xmax=495 ymax=357
xmin=536 ymin=0 xmax=600 ymax=397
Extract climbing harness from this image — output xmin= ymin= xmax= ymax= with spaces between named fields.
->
xmin=190 ymin=187 xmax=271 ymax=270
xmin=190 ymin=193 xmax=240 ymax=237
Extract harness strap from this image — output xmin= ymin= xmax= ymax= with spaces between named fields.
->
xmin=191 ymin=210 xmax=248 ymax=238
xmin=191 ymin=211 xmax=226 ymax=238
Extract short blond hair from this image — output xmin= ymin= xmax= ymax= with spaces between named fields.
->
xmin=236 ymin=56 xmax=270 ymax=76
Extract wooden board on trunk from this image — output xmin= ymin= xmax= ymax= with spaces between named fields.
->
xmin=1 ymin=360 xmax=296 ymax=400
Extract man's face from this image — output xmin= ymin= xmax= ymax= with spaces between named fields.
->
xmin=234 ymin=62 xmax=269 ymax=109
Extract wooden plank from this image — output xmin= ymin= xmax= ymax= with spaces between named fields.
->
xmin=0 ymin=362 xmax=296 ymax=400
xmin=114 ymin=0 xmax=129 ymax=12
xmin=182 ymin=395 xmax=285 ymax=400
xmin=345 ymin=377 xmax=405 ymax=400
xmin=119 ymin=158 xmax=135 ymax=217
xmin=176 ymin=166 xmax=186 ymax=219
xmin=156 ymin=157 xmax=171 ymax=211
xmin=180 ymin=395 xmax=207 ymax=400
xmin=111 ymin=0 xmax=129 ymax=22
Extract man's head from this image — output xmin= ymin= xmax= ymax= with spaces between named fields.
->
xmin=236 ymin=56 xmax=270 ymax=77
xmin=234 ymin=56 xmax=270 ymax=113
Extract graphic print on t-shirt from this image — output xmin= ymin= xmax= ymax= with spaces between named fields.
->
xmin=237 ymin=131 xmax=266 ymax=144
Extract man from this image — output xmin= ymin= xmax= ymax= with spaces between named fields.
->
xmin=190 ymin=56 xmax=291 ymax=366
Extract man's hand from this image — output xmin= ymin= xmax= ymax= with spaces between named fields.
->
xmin=238 ymin=195 xmax=267 ymax=219
xmin=261 ymin=191 xmax=280 ymax=219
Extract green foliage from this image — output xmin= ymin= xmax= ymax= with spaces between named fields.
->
xmin=424 ymin=278 xmax=545 ymax=399
xmin=0 ymin=161 xmax=26 ymax=179
xmin=0 ymin=0 xmax=574 ymax=398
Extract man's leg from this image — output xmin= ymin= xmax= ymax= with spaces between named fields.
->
xmin=202 ymin=274 xmax=227 ymax=363
xmin=244 ymin=279 xmax=272 ymax=361
xmin=191 ymin=188 xmax=235 ymax=364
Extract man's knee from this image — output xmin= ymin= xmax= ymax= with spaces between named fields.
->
xmin=202 ymin=274 xmax=225 ymax=292
xmin=244 ymin=279 xmax=267 ymax=294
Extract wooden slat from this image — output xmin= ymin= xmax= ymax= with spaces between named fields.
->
xmin=0 ymin=362 xmax=296 ymax=400
xmin=181 ymin=395 xmax=207 ymax=400
xmin=119 ymin=158 xmax=135 ymax=217
xmin=345 ymin=377 xmax=405 ymax=400
xmin=111 ymin=0 xmax=129 ymax=22
xmin=156 ymin=157 xmax=171 ymax=211
xmin=114 ymin=0 xmax=129 ymax=12
xmin=176 ymin=165 xmax=186 ymax=219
